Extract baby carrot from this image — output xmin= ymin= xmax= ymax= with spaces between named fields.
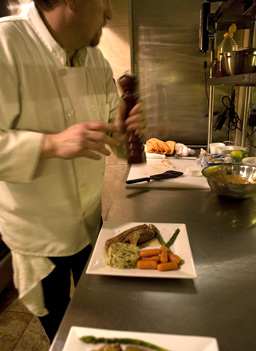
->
xmin=137 ymin=260 xmax=158 ymax=269
xmin=168 ymin=253 xmax=181 ymax=265
xmin=160 ymin=246 xmax=168 ymax=263
xmin=141 ymin=255 xmax=160 ymax=263
xmin=157 ymin=261 xmax=178 ymax=271
xmin=140 ymin=249 xmax=161 ymax=257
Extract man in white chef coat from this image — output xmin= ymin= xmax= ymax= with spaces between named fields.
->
xmin=0 ymin=0 xmax=145 ymax=343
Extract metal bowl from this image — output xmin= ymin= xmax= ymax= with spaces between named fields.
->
xmin=202 ymin=164 xmax=256 ymax=199
xmin=222 ymin=49 xmax=256 ymax=75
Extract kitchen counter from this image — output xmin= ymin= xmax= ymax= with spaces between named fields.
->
xmin=49 ymin=183 xmax=256 ymax=351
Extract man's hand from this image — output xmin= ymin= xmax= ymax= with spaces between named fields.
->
xmin=113 ymin=100 xmax=147 ymax=143
xmin=41 ymin=121 xmax=120 ymax=160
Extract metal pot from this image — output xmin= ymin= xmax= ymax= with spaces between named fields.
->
xmin=222 ymin=49 xmax=256 ymax=75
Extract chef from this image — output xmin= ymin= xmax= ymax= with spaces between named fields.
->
xmin=0 ymin=0 xmax=146 ymax=343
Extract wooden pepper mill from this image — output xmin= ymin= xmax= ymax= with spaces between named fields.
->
xmin=118 ymin=73 xmax=146 ymax=164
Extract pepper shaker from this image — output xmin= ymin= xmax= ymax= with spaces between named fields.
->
xmin=118 ymin=73 xmax=146 ymax=164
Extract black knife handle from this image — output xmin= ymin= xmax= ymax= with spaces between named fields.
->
xmin=126 ymin=177 xmax=150 ymax=184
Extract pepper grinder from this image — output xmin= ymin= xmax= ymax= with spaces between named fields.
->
xmin=118 ymin=73 xmax=146 ymax=164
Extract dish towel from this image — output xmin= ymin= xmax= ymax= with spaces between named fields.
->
xmin=12 ymin=252 xmax=55 ymax=316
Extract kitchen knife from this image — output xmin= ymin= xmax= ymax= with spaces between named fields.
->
xmin=126 ymin=170 xmax=183 ymax=184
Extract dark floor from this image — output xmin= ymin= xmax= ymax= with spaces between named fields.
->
xmin=0 ymin=284 xmax=50 ymax=351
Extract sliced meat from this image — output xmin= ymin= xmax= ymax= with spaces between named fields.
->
xmin=105 ymin=224 xmax=155 ymax=252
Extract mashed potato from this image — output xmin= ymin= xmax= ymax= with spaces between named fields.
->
xmin=106 ymin=243 xmax=140 ymax=269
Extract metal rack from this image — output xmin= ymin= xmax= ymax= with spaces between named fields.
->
xmin=207 ymin=0 xmax=256 ymax=151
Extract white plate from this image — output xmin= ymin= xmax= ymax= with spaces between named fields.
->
xmin=62 ymin=326 xmax=219 ymax=351
xmin=86 ymin=222 xmax=196 ymax=279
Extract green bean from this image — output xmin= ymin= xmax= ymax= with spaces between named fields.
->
xmin=166 ymin=229 xmax=180 ymax=248
xmin=149 ymin=224 xmax=168 ymax=249
xmin=79 ymin=336 xmax=171 ymax=351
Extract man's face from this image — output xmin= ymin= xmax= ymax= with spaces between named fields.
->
xmin=71 ymin=0 xmax=112 ymax=48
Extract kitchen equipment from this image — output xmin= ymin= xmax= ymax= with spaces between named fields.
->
xmin=242 ymin=157 xmax=256 ymax=166
xmin=118 ymin=73 xmax=146 ymax=164
xmin=222 ymin=49 xmax=256 ymax=75
xmin=202 ymin=164 xmax=256 ymax=199
xmin=216 ymin=23 xmax=238 ymax=77
xmin=217 ymin=145 xmax=247 ymax=155
xmin=209 ymin=142 xmax=225 ymax=154
xmin=126 ymin=170 xmax=183 ymax=184
xmin=126 ymin=158 xmax=209 ymax=189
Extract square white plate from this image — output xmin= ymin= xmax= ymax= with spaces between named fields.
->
xmin=62 ymin=326 xmax=219 ymax=351
xmin=86 ymin=222 xmax=196 ymax=279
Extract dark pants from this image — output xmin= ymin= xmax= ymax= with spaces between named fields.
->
xmin=38 ymin=244 xmax=92 ymax=343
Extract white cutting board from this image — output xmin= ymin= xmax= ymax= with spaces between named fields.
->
xmin=126 ymin=157 xmax=210 ymax=189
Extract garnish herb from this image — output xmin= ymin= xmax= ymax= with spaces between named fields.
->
xmin=79 ymin=336 xmax=171 ymax=351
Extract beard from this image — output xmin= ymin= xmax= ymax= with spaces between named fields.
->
xmin=90 ymin=28 xmax=102 ymax=47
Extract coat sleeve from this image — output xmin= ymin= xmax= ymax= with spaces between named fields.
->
xmin=0 ymin=32 xmax=44 ymax=184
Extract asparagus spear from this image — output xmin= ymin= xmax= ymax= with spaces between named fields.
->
xmin=79 ymin=336 xmax=170 ymax=351
xmin=149 ymin=224 xmax=168 ymax=249
xmin=166 ymin=229 xmax=180 ymax=248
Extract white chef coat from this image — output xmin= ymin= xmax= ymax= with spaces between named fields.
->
xmin=0 ymin=2 xmax=121 ymax=315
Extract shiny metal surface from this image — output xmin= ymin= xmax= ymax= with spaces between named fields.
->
xmin=222 ymin=49 xmax=256 ymax=75
xmin=131 ymin=0 xmax=210 ymax=145
xmin=50 ymin=181 xmax=256 ymax=351
xmin=202 ymin=164 xmax=256 ymax=199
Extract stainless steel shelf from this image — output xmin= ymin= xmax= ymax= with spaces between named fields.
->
xmin=209 ymin=73 xmax=256 ymax=86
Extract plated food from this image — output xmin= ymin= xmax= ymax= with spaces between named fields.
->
xmin=104 ymin=224 xmax=183 ymax=272
xmin=86 ymin=222 xmax=196 ymax=279
xmin=80 ymin=335 xmax=170 ymax=351
xmin=62 ymin=326 xmax=219 ymax=351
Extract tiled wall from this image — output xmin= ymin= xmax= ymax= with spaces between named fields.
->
xmin=98 ymin=0 xmax=131 ymax=218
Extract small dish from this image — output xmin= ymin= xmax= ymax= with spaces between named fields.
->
xmin=242 ymin=157 xmax=256 ymax=166
xmin=209 ymin=142 xmax=225 ymax=154
xmin=217 ymin=145 xmax=247 ymax=155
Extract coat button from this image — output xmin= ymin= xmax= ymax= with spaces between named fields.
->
xmin=90 ymin=105 xmax=96 ymax=112
xmin=67 ymin=110 xmax=74 ymax=118
xmin=60 ymin=69 xmax=67 ymax=76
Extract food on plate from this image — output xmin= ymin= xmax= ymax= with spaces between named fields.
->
xmin=105 ymin=224 xmax=184 ymax=271
xmin=137 ymin=246 xmax=182 ymax=271
xmin=141 ymin=255 xmax=160 ymax=262
xmin=80 ymin=335 xmax=170 ymax=351
xmin=105 ymin=224 xmax=156 ymax=252
xmin=150 ymin=224 xmax=180 ymax=249
xmin=136 ymin=259 xmax=158 ymax=269
xmin=159 ymin=245 xmax=168 ymax=263
xmin=146 ymin=138 xmax=176 ymax=155
xmin=106 ymin=243 xmax=140 ymax=269
xmin=168 ymin=254 xmax=181 ymax=265
xmin=93 ymin=345 xmax=122 ymax=351
xmin=157 ymin=261 xmax=178 ymax=271
xmin=140 ymin=248 xmax=161 ymax=257
xmin=166 ymin=228 xmax=180 ymax=247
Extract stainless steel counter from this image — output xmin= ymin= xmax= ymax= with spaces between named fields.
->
xmin=50 ymin=185 xmax=256 ymax=351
